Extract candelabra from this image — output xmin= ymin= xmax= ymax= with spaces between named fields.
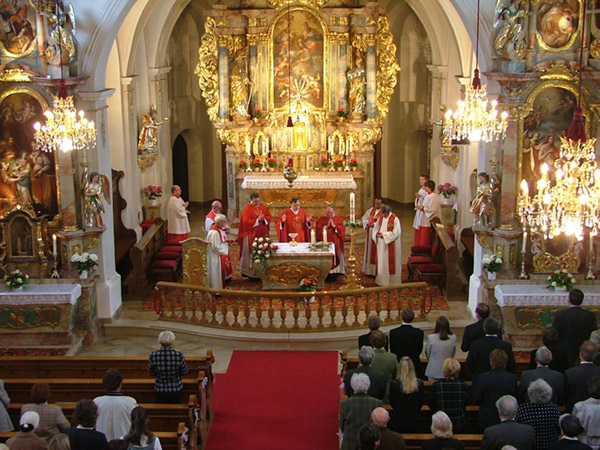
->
xmin=283 ymin=157 xmax=298 ymax=188
xmin=341 ymin=221 xmax=364 ymax=290
xmin=519 ymin=250 xmax=528 ymax=279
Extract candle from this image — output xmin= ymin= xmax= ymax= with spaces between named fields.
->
xmin=266 ymin=137 xmax=270 ymax=151
xmin=349 ymin=137 xmax=353 ymax=153
xmin=52 ymin=234 xmax=57 ymax=255
xmin=345 ymin=139 xmax=349 ymax=157
xmin=246 ymin=138 xmax=251 ymax=156
xmin=350 ymin=193 xmax=355 ymax=223
xmin=522 ymin=230 xmax=527 ymax=253
xmin=288 ymin=157 xmax=293 ymax=167
xmin=322 ymin=227 xmax=328 ymax=244
xmin=311 ymin=228 xmax=317 ymax=245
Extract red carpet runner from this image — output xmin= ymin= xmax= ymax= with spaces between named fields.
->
xmin=206 ymin=351 xmax=340 ymax=450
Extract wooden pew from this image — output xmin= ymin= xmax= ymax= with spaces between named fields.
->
xmin=403 ymin=434 xmax=483 ymax=450
xmin=112 ymin=169 xmax=137 ymax=279
xmin=127 ymin=218 xmax=167 ymax=296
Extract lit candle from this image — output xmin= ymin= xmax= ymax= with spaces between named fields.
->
xmin=350 ymin=192 xmax=355 ymax=223
xmin=345 ymin=139 xmax=349 ymax=157
xmin=288 ymin=157 xmax=293 ymax=167
xmin=349 ymin=137 xmax=353 ymax=153
xmin=522 ymin=230 xmax=527 ymax=253
xmin=266 ymin=137 xmax=270 ymax=151
xmin=322 ymin=227 xmax=327 ymax=244
xmin=52 ymin=234 xmax=57 ymax=255
xmin=246 ymin=138 xmax=251 ymax=156
xmin=311 ymin=228 xmax=317 ymax=245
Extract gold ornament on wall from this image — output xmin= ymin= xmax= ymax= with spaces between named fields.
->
xmin=195 ymin=17 xmax=219 ymax=123
xmin=268 ymin=0 xmax=328 ymax=7
xmin=376 ymin=16 xmax=400 ymax=121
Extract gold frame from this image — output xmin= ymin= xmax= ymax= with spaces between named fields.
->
xmin=531 ymin=232 xmax=580 ymax=273
xmin=534 ymin=0 xmax=582 ymax=52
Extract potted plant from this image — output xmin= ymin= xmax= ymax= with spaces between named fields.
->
xmin=337 ymin=107 xmax=347 ymax=122
xmin=252 ymin=108 xmax=262 ymax=123
xmin=251 ymin=237 xmax=276 ymax=269
xmin=267 ymin=157 xmax=278 ymax=170
xmin=437 ymin=183 xmax=458 ymax=204
xmin=71 ymin=252 xmax=99 ymax=279
xmin=143 ymin=185 xmax=163 ymax=206
xmin=299 ymin=277 xmax=318 ymax=303
xmin=251 ymin=158 xmax=262 ymax=171
xmin=482 ymin=253 xmax=502 ymax=280
xmin=319 ymin=155 xmax=329 ymax=170
xmin=333 ymin=158 xmax=344 ymax=171
xmin=239 ymin=159 xmax=248 ymax=171
xmin=349 ymin=158 xmax=358 ymax=170
xmin=4 ymin=269 xmax=29 ymax=290
xmin=547 ymin=270 xmax=576 ymax=291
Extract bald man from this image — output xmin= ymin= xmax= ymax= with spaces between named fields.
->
xmin=205 ymin=200 xmax=223 ymax=233
xmin=371 ymin=407 xmax=406 ymax=450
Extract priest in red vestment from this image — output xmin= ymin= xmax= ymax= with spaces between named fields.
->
xmin=237 ymin=192 xmax=272 ymax=278
xmin=361 ymin=196 xmax=384 ymax=276
xmin=205 ymin=199 xmax=222 ymax=234
xmin=316 ymin=206 xmax=346 ymax=274
xmin=276 ymin=197 xmax=312 ymax=242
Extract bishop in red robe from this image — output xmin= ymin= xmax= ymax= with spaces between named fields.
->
xmin=276 ymin=197 xmax=312 ymax=242
xmin=316 ymin=206 xmax=346 ymax=274
xmin=237 ymin=192 xmax=272 ymax=278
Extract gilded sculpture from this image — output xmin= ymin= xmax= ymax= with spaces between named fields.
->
xmin=470 ymin=172 xmax=494 ymax=227
xmin=81 ymin=166 xmax=110 ymax=229
xmin=494 ymin=0 xmax=527 ymax=60
xmin=195 ymin=17 xmax=219 ymax=122
xmin=39 ymin=1 xmax=77 ymax=65
xmin=230 ymin=49 xmax=253 ymax=119
xmin=137 ymin=106 xmax=168 ymax=172
xmin=347 ymin=52 xmax=366 ymax=117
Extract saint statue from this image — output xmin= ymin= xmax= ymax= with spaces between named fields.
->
xmin=347 ymin=53 xmax=366 ymax=116
xmin=137 ymin=106 xmax=168 ymax=155
xmin=470 ymin=172 xmax=493 ymax=227
xmin=230 ymin=63 xmax=252 ymax=119
xmin=494 ymin=0 xmax=527 ymax=60
xmin=82 ymin=167 xmax=110 ymax=228
xmin=38 ymin=1 xmax=77 ymax=65
xmin=293 ymin=116 xmax=307 ymax=150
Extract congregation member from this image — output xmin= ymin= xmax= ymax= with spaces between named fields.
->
xmin=166 ymin=185 xmax=190 ymax=242
xmin=369 ymin=330 xmax=397 ymax=398
xmin=472 ymin=349 xmax=518 ymax=431
xmin=414 ymin=179 xmax=441 ymax=247
xmin=344 ymin=346 xmax=386 ymax=401
xmin=421 ymin=411 xmax=465 ymax=450
xmin=590 ymin=330 xmax=600 ymax=366
xmin=339 ymin=373 xmax=383 ymax=450
xmin=6 ymin=411 xmax=48 ymax=450
xmin=48 ymin=434 xmax=71 ymax=450
xmin=21 ymin=383 xmax=70 ymax=438
xmin=204 ymin=199 xmax=222 ymax=233
xmin=565 ymin=341 xmax=600 ymax=412
xmin=529 ymin=327 xmax=568 ymax=373
xmin=356 ymin=423 xmax=380 ymax=450
xmin=428 ymin=358 xmax=469 ymax=434
xmin=412 ymin=174 xmax=429 ymax=246
xmin=362 ymin=196 xmax=384 ymax=276
xmin=237 ymin=192 xmax=272 ymax=278
xmin=148 ymin=331 xmax=189 ymax=404
xmin=276 ymin=197 xmax=311 ymax=242
xmin=425 ymin=316 xmax=456 ymax=381
xmin=553 ymin=289 xmax=598 ymax=368
xmin=65 ymin=399 xmax=108 ymax=450
xmin=390 ymin=307 xmax=424 ymax=375
xmin=315 ymin=206 xmax=345 ymax=275
xmin=547 ymin=414 xmax=592 ymax=450
xmin=123 ymin=406 xmax=162 ymax=450
xmin=481 ymin=395 xmax=536 ymax=450
xmin=372 ymin=205 xmax=402 ymax=286
xmin=520 ymin=346 xmax=564 ymax=405
xmin=359 ymin=315 xmax=388 ymax=351
xmin=0 ymin=379 xmax=14 ymax=432
xmin=93 ymin=370 xmax=137 ymax=441
xmin=388 ymin=357 xmax=425 ymax=433
xmin=206 ymin=214 xmax=233 ymax=289
xmin=461 ymin=303 xmax=500 ymax=352
xmin=572 ymin=376 xmax=600 ymax=449
xmin=465 ymin=317 xmax=515 ymax=379
xmin=370 ymin=407 xmax=405 ymax=450
xmin=515 ymin=379 xmax=561 ymax=450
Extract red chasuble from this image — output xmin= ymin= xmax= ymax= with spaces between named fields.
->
xmin=375 ymin=213 xmax=398 ymax=274
xmin=237 ymin=202 xmax=272 ymax=258
xmin=316 ymin=215 xmax=346 ymax=269
xmin=276 ymin=208 xmax=311 ymax=242
xmin=210 ymin=224 xmax=232 ymax=284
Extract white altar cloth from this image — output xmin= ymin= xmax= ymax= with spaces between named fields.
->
xmin=494 ymin=284 xmax=600 ymax=307
xmin=241 ymin=174 xmax=357 ymax=190
xmin=274 ymin=242 xmax=335 ymax=256
xmin=0 ymin=283 xmax=82 ymax=305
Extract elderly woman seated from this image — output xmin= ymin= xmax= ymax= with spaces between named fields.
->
xmin=421 ymin=411 xmax=465 ymax=450
xmin=516 ymin=378 xmax=561 ymax=450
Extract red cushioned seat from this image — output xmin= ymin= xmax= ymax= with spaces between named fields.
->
xmin=162 ymin=245 xmax=182 ymax=253
xmin=411 ymin=245 xmax=432 ymax=254
xmin=417 ymin=263 xmax=443 ymax=273
xmin=408 ymin=256 xmax=434 ymax=264
xmin=155 ymin=251 xmax=180 ymax=261
xmin=151 ymin=260 xmax=178 ymax=269
xmin=166 ymin=237 xmax=184 ymax=245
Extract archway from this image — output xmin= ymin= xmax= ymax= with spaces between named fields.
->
xmin=172 ymin=134 xmax=189 ymax=200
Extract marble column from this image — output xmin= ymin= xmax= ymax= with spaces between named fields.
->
xmin=225 ymin=145 xmax=237 ymax=221
xmin=365 ymin=35 xmax=377 ymax=120
xmin=248 ymin=41 xmax=257 ymax=114
xmin=56 ymin=143 xmax=80 ymax=231
xmin=498 ymin=115 xmax=520 ymax=231
xmin=426 ymin=64 xmax=448 ymax=180
xmin=338 ymin=35 xmax=349 ymax=112
xmin=217 ymin=38 xmax=230 ymax=121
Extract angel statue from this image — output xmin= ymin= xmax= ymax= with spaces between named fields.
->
xmin=347 ymin=52 xmax=366 ymax=116
xmin=494 ymin=0 xmax=527 ymax=60
xmin=33 ymin=0 xmax=78 ymax=65
xmin=82 ymin=167 xmax=110 ymax=229
xmin=470 ymin=172 xmax=494 ymax=227
xmin=137 ymin=106 xmax=168 ymax=155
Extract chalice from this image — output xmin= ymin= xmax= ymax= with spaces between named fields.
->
xmin=289 ymin=233 xmax=298 ymax=247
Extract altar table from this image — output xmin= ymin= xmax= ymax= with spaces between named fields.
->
xmin=241 ymin=174 xmax=357 ymax=190
xmin=254 ymin=242 xmax=335 ymax=290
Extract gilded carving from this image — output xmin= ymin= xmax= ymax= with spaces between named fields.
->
xmin=267 ymin=262 xmax=320 ymax=285
xmin=539 ymin=64 xmax=577 ymax=81
xmin=327 ymin=32 xmax=349 ymax=44
xmin=590 ymin=39 xmax=600 ymax=59
xmin=0 ymin=69 xmax=31 ymax=82
xmin=476 ymin=234 xmax=493 ymax=250
xmin=330 ymin=16 xmax=349 ymax=26
xmin=183 ymin=243 xmax=208 ymax=286
xmin=248 ymin=18 xmax=267 ymax=28
xmin=217 ymin=129 xmax=237 ymax=145
xmin=514 ymin=306 xmax=600 ymax=330
xmin=0 ymin=305 xmax=62 ymax=329
xmin=84 ymin=238 xmax=100 ymax=251
xmin=440 ymin=145 xmax=459 ymax=171
xmin=351 ymin=35 xmax=368 ymax=54
xmin=195 ymin=17 xmax=220 ymax=123
xmin=268 ymin=0 xmax=328 ymax=7
xmin=376 ymin=17 xmax=400 ymax=121
xmin=362 ymin=127 xmax=382 ymax=146
xmin=247 ymin=33 xmax=269 ymax=45
xmin=259 ymin=189 xmax=338 ymax=205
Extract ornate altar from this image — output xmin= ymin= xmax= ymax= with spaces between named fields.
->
xmin=195 ymin=0 xmax=399 ymax=218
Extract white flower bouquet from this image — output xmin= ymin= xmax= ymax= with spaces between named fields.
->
xmin=70 ymin=252 xmax=99 ymax=275
xmin=482 ymin=253 xmax=503 ymax=273
xmin=251 ymin=237 xmax=276 ymax=267
xmin=547 ymin=269 xmax=575 ymax=291
xmin=4 ymin=269 xmax=29 ymax=290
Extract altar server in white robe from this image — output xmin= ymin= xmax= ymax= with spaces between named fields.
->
xmin=206 ymin=214 xmax=232 ymax=289
xmin=167 ymin=185 xmax=190 ymax=240
xmin=417 ymin=180 xmax=442 ymax=230
xmin=362 ymin=196 xmax=384 ymax=276
xmin=413 ymin=174 xmax=430 ymax=246
xmin=373 ymin=205 xmax=402 ymax=286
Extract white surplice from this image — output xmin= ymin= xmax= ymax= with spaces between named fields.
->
xmin=361 ymin=206 xmax=382 ymax=276
xmin=372 ymin=215 xmax=402 ymax=286
xmin=206 ymin=228 xmax=229 ymax=289
xmin=422 ymin=192 xmax=442 ymax=222
xmin=167 ymin=195 xmax=190 ymax=234
xmin=413 ymin=187 xmax=428 ymax=229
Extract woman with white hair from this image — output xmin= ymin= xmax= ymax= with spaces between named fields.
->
xmin=421 ymin=411 xmax=465 ymax=450
xmin=148 ymin=330 xmax=189 ymax=403
xmin=6 ymin=411 xmax=48 ymax=449
xmin=515 ymin=378 xmax=561 ymax=450
xmin=389 ymin=356 xmax=425 ymax=433
xmin=206 ymin=213 xmax=232 ymax=289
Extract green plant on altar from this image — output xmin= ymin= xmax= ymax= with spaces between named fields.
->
xmin=71 ymin=252 xmax=99 ymax=275
xmin=349 ymin=158 xmax=358 ymax=168
xmin=320 ymin=155 xmax=329 ymax=168
xmin=251 ymin=158 xmax=262 ymax=170
xmin=337 ymin=107 xmax=347 ymax=119
xmin=239 ymin=159 xmax=248 ymax=170
xmin=299 ymin=277 xmax=317 ymax=292
xmin=482 ymin=253 xmax=502 ymax=273
xmin=344 ymin=219 xmax=362 ymax=228
xmin=251 ymin=237 xmax=276 ymax=268
xmin=547 ymin=269 xmax=576 ymax=291
xmin=4 ymin=269 xmax=29 ymax=290
xmin=333 ymin=158 xmax=344 ymax=169
xmin=267 ymin=157 xmax=278 ymax=168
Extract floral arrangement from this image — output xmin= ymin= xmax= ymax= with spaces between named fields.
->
xmin=143 ymin=185 xmax=163 ymax=200
xmin=251 ymin=237 xmax=276 ymax=267
xmin=299 ymin=277 xmax=318 ymax=292
xmin=252 ymin=108 xmax=262 ymax=119
xmin=320 ymin=155 xmax=329 ymax=168
xmin=547 ymin=269 xmax=576 ymax=291
xmin=437 ymin=182 xmax=458 ymax=198
xmin=4 ymin=269 xmax=29 ymax=290
xmin=239 ymin=159 xmax=248 ymax=170
xmin=482 ymin=253 xmax=503 ymax=273
xmin=71 ymin=252 xmax=99 ymax=275
xmin=333 ymin=158 xmax=344 ymax=169
xmin=349 ymin=158 xmax=358 ymax=168
xmin=267 ymin=157 xmax=278 ymax=168
xmin=251 ymin=158 xmax=262 ymax=170
xmin=337 ymin=107 xmax=347 ymax=119
xmin=344 ymin=219 xmax=362 ymax=227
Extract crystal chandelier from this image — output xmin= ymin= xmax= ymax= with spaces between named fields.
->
xmin=442 ymin=0 xmax=508 ymax=143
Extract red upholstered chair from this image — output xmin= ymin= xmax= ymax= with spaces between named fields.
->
xmin=162 ymin=245 xmax=183 ymax=253
xmin=407 ymin=239 xmax=439 ymax=281
xmin=410 ymin=244 xmax=432 ymax=257
xmin=150 ymin=259 xmax=179 ymax=282
xmin=155 ymin=251 xmax=181 ymax=260
xmin=415 ymin=262 xmax=444 ymax=287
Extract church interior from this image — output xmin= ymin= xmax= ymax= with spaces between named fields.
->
xmin=1 ymin=0 xmax=600 ymax=449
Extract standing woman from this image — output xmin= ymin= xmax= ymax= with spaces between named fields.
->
xmin=123 ymin=407 xmax=162 ymax=450
xmin=425 ymin=316 xmax=457 ymax=381
xmin=148 ymin=331 xmax=189 ymax=404
xmin=388 ymin=356 xmax=425 ymax=433
xmin=0 ymin=379 xmax=13 ymax=432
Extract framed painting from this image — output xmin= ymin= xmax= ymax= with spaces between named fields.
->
xmin=0 ymin=0 xmax=38 ymax=57
xmin=272 ymin=7 xmax=325 ymax=110
xmin=0 ymin=87 xmax=60 ymax=222
xmin=535 ymin=0 xmax=580 ymax=51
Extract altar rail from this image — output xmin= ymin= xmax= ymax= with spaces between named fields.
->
xmin=154 ymin=281 xmax=430 ymax=331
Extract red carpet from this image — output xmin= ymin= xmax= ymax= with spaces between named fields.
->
xmin=206 ymin=351 xmax=340 ymax=450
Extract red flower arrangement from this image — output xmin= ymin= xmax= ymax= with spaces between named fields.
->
xmin=251 ymin=158 xmax=262 ymax=169
xmin=239 ymin=159 xmax=248 ymax=170
xmin=333 ymin=158 xmax=344 ymax=168
xmin=267 ymin=157 xmax=278 ymax=168
xmin=337 ymin=107 xmax=347 ymax=118
xmin=349 ymin=158 xmax=358 ymax=167
xmin=299 ymin=277 xmax=318 ymax=292
xmin=320 ymin=155 xmax=329 ymax=168
xmin=143 ymin=185 xmax=163 ymax=200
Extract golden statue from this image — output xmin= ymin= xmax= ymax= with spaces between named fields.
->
xmin=81 ymin=166 xmax=110 ymax=229
xmin=494 ymin=0 xmax=527 ymax=60
xmin=137 ymin=106 xmax=168 ymax=155
xmin=347 ymin=53 xmax=366 ymax=116
xmin=230 ymin=64 xmax=252 ymax=119
xmin=37 ymin=1 xmax=78 ymax=64
xmin=293 ymin=116 xmax=307 ymax=150
xmin=470 ymin=172 xmax=493 ymax=227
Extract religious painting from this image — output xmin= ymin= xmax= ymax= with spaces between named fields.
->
xmin=535 ymin=0 xmax=579 ymax=50
xmin=0 ymin=0 xmax=37 ymax=57
xmin=0 ymin=88 xmax=59 ymax=220
xmin=272 ymin=8 xmax=324 ymax=110
xmin=521 ymin=86 xmax=576 ymax=193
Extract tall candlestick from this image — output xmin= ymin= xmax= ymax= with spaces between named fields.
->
xmin=266 ymin=137 xmax=270 ymax=152
xmin=52 ymin=234 xmax=57 ymax=255
xmin=246 ymin=138 xmax=251 ymax=156
xmin=311 ymin=228 xmax=317 ymax=245
xmin=350 ymin=193 xmax=355 ymax=223
xmin=322 ymin=227 xmax=327 ymax=244
xmin=345 ymin=139 xmax=349 ymax=157
xmin=522 ymin=230 xmax=527 ymax=253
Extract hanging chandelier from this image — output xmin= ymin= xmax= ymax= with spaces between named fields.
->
xmin=442 ymin=0 xmax=508 ymax=143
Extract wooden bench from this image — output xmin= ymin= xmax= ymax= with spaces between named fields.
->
xmin=112 ymin=169 xmax=137 ymax=279
xmin=403 ymin=433 xmax=483 ymax=450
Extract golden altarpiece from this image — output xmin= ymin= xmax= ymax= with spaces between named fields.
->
xmin=196 ymin=0 xmax=399 ymax=218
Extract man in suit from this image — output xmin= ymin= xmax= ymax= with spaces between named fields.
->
xmin=520 ymin=346 xmax=565 ymax=405
xmin=481 ymin=395 xmax=536 ymax=450
xmin=370 ymin=330 xmax=397 ymax=389
xmin=547 ymin=414 xmax=591 ymax=450
xmin=390 ymin=307 xmax=424 ymax=376
xmin=465 ymin=317 xmax=515 ymax=379
xmin=344 ymin=346 xmax=387 ymax=400
xmin=553 ymin=288 xmax=598 ymax=368
xmin=565 ymin=341 xmax=600 ymax=412
xmin=461 ymin=303 xmax=500 ymax=352
xmin=359 ymin=314 xmax=388 ymax=351
xmin=370 ymin=407 xmax=406 ymax=450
